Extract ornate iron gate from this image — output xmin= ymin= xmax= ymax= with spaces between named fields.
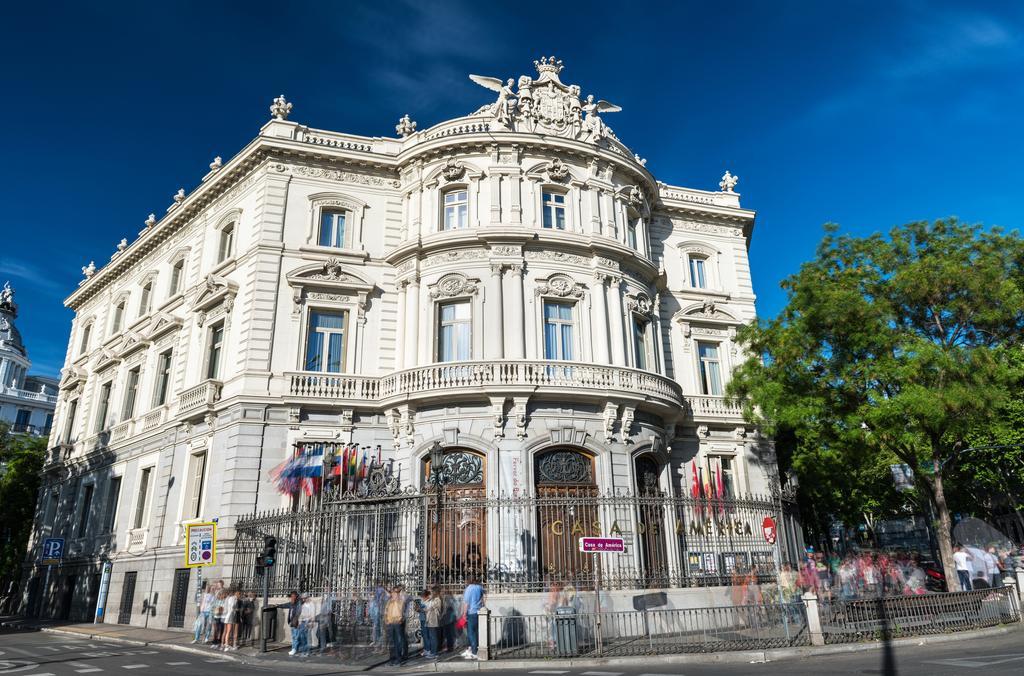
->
xmin=168 ymin=568 xmax=191 ymax=628
xmin=118 ymin=571 xmax=137 ymax=625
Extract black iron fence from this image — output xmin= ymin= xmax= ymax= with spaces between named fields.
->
xmin=232 ymin=489 xmax=798 ymax=597
xmin=490 ymin=602 xmax=810 ymax=659
xmin=820 ymin=586 xmax=1020 ymax=643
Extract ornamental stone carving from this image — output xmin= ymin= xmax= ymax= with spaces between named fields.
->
xmin=525 ymin=250 xmax=586 ymax=265
xmin=440 ymin=157 xmax=466 ymax=182
xmin=536 ymin=449 xmax=593 ymax=484
xmin=173 ymin=188 xmax=186 ymax=204
xmin=627 ymin=292 xmax=654 ymax=316
xmin=546 ymin=158 xmax=571 ymax=182
xmin=81 ymin=261 xmax=96 ymax=278
xmin=628 ymin=185 xmax=644 ymax=207
xmin=719 ymin=170 xmax=738 ymax=193
xmin=422 ymin=248 xmax=487 ymax=269
xmin=536 ymin=274 xmax=585 ymax=299
xmin=209 ymin=156 xmax=223 ymax=171
xmin=603 ymin=402 xmax=618 ymax=443
xmin=429 ymin=273 xmax=479 ymax=299
xmin=311 ymin=258 xmax=348 ymax=281
xmin=490 ymin=244 xmax=521 ymax=257
xmin=395 ymin=113 xmax=417 ymax=137
xmin=431 ymin=451 xmax=484 ymax=485
xmin=270 ymin=94 xmax=293 ymax=120
xmin=145 ymin=213 xmax=157 ymax=228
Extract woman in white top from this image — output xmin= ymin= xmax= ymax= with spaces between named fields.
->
xmin=221 ymin=589 xmax=240 ymax=651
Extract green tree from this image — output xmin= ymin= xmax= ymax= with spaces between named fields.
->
xmin=729 ymin=218 xmax=1024 ymax=591
xmin=0 ymin=423 xmax=47 ymax=590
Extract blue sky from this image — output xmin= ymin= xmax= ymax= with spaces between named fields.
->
xmin=2 ymin=1 xmax=1022 ymax=377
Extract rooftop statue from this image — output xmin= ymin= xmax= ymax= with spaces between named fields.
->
xmin=468 ymin=57 xmax=621 ymax=145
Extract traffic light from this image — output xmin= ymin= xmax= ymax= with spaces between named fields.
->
xmin=260 ymin=536 xmax=277 ymax=568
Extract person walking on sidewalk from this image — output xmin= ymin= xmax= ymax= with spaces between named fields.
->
xmin=439 ymin=587 xmax=457 ymax=654
xmin=192 ymin=582 xmax=214 ymax=644
xmin=220 ymin=589 xmax=239 ymax=651
xmin=384 ymin=586 xmax=407 ymax=666
xmin=317 ymin=587 xmax=335 ymax=656
xmin=297 ymin=592 xmax=316 ymax=657
xmin=424 ymin=587 xmax=443 ymax=659
xmin=461 ymin=576 xmax=484 ymax=660
xmin=286 ymin=591 xmax=303 ymax=656
xmin=953 ymin=545 xmax=973 ymax=591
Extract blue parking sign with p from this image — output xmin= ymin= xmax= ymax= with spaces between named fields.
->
xmin=41 ymin=537 xmax=64 ymax=563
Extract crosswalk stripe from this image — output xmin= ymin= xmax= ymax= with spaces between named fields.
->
xmin=530 ymin=671 xmax=569 ymax=674
xmin=23 ymin=673 xmax=55 ymax=676
xmin=166 ymin=662 xmax=190 ymax=666
xmin=76 ymin=669 xmax=102 ymax=673
xmin=122 ymin=666 xmax=148 ymax=670
xmin=583 ymin=672 xmax=624 ymax=675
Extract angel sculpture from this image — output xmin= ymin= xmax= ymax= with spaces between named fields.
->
xmin=468 ymin=75 xmax=516 ymax=127
xmin=582 ymin=94 xmax=622 ymax=142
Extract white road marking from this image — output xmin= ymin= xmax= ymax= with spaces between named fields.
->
xmin=925 ymin=654 xmax=1024 ymax=668
xmin=166 ymin=662 xmax=190 ymax=666
xmin=38 ymin=647 xmax=59 ymax=652
xmin=22 ymin=673 xmax=54 ymax=676
xmin=529 ymin=671 xmax=569 ymax=674
xmin=68 ymin=663 xmax=92 ymax=668
xmin=583 ymin=672 xmax=624 ymax=676
xmin=122 ymin=666 xmax=148 ymax=670
xmin=4 ymin=647 xmax=36 ymax=655
xmin=75 ymin=669 xmax=102 ymax=674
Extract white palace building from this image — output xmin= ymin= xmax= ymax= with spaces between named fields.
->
xmin=26 ymin=57 xmax=798 ymax=629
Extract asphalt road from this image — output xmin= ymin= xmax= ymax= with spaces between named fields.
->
xmin=1 ymin=628 xmax=1023 ymax=675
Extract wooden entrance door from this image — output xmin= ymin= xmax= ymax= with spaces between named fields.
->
xmin=534 ymin=449 xmax=599 ymax=590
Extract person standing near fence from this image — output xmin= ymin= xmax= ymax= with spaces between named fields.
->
xmin=953 ymin=545 xmax=973 ymax=591
xmin=286 ymin=591 xmax=303 ymax=656
xmin=461 ymin=576 xmax=484 ymax=660
xmin=192 ymin=581 xmax=214 ymax=644
xmin=425 ymin=587 xmax=442 ymax=659
xmin=239 ymin=592 xmax=255 ymax=645
xmin=220 ymin=589 xmax=240 ymax=651
xmin=439 ymin=587 xmax=457 ymax=653
xmin=384 ymin=586 xmax=407 ymax=666
xmin=369 ymin=580 xmax=387 ymax=648
xmin=317 ymin=587 xmax=335 ymax=655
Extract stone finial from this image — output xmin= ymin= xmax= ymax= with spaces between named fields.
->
xmin=395 ymin=114 xmax=417 ymax=137
xmin=719 ymin=170 xmax=739 ymax=193
xmin=270 ymin=94 xmax=293 ymax=120
xmin=173 ymin=188 xmax=186 ymax=203
xmin=145 ymin=213 xmax=157 ymax=228
xmin=82 ymin=261 xmax=96 ymax=278
xmin=117 ymin=238 xmax=128 ymax=252
xmin=634 ymin=153 xmax=647 ymax=167
xmin=209 ymin=156 xmax=223 ymax=171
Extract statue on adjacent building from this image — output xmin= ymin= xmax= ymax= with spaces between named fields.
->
xmin=270 ymin=94 xmax=293 ymax=121
xmin=582 ymin=94 xmax=621 ymax=142
xmin=719 ymin=170 xmax=739 ymax=193
xmin=468 ymin=75 xmax=516 ymax=127
xmin=395 ymin=114 xmax=417 ymax=137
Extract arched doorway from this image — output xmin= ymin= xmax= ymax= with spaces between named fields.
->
xmin=423 ymin=448 xmax=487 ymax=588
xmin=534 ymin=448 xmax=599 ymax=589
xmin=634 ymin=455 xmax=670 ymax=587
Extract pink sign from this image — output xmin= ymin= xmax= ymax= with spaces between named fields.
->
xmin=578 ymin=537 xmax=625 ymax=553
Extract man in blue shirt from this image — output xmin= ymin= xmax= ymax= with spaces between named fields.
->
xmin=461 ymin=576 xmax=484 ymax=659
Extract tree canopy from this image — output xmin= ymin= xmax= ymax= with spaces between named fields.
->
xmin=730 ymin=218 xmax=1024 ymax=588
xmin=0 ymin=423 xmax=47 ymax=589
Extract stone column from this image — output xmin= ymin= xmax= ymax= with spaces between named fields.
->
xmin=486 ymin=265 xmax=505 ymax=359
xmin=505 ymin=265 xmax=525 ymax=359
xmin=478 ymin=606 xmax=491 ymax=660
xmin=590 ymin=273 xmax=610 ymax=363
xmin=652 ymin=293 xmax=665 ymax=374
xmin=802 ymin=591 xmax=825 ymax=646
xmin=607 ymin=275 xmax=626 ymax=366
xmin=404 ymin=277 xmax=420 ymax=368
xmin=395 ymin=282 xmax=407 ymax=370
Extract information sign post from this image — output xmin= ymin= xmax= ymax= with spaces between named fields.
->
xmin=579 ymin=537 xmax=625 ymax=655
xmin=39 ymin=538 xmax=65 ymax=619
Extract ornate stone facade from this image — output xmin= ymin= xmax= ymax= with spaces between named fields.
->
xmin=26 ymin=58 xmax=776 ymax=627
xmin=0 ymin=282 xmax=57 ymax=437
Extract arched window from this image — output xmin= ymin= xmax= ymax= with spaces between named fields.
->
xmin=139 ymin=279 xmax=153 ymax=317
xmin=633 ymin=455 xmax=669 ymax=587
xmin=423 ymin=448 xmax=486 ymax=587
xmin=169 ymin=258 xmax=185 ymax=296
xmin=111 ymin=298 xmax=126 ymax=334
xmin=217 ymin=222 xmax=235 ymax=264
xmin=534 ymin=448 xmax=598 ymax=588
xmin=78 ymin=322 xmax=93 ymax=355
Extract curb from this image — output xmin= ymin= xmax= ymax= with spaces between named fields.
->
xmin=36 ymin=626 xmax=386 ymax=672
xmin=413 ymin=624 xmax=1023 ymax=671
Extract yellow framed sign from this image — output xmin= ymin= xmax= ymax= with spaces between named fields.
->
xmin=185 ymin=522 xmax=217 ymax=567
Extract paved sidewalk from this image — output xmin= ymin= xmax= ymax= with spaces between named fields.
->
xmin=0 ymin=615 xmax=390 ymax=671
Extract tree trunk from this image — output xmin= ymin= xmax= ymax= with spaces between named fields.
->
xmin=931 ymin=462 xmax=960 ymax=592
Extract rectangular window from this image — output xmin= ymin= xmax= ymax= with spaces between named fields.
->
xmin=48 ymin=491 xmax=60 ymax=528
xmin=112 ymin=301 xmax=125 ymax=333
xmin=543 ymin=192 xmax=567 ymax=230
xmin=633 ymin=318 xmax=649 ymax=371
xmin=304 ymin=310 xmax=347 ymax=373
xmin=169 ymin=260 xmax=184 ymax=296
xmin=106 ymin=477 xmax=122 ymax=533
xmin=184 ymin=452 xmax=207 ymax=520
xmin=133 ymin=467 xmax=152 ymax=529
xmin=543 ymin=301 xmax=574 ymax=360
xmin=153 ymin=350 xmax=172 ymax=406
xmin=44 ymin=412 xmax=54 ymax=432
xmin=79 ymin=324 xmax=92 ymax=355
xmin=706 ymin=456 xmax=736 ymax=498
xmin=217 ymin=224 xmax=235 ymax=263
xmin=15 ymin=409 xmax=31 ymax=428
xmin=206 ymin=322 xmax=225 ymax=380
xmin=121 ymin=367 xmax=140 ymax=420
xmin=442 ymin=190 xmax=468 ymax=230
xmin=437 ymin=301 xmax=472 ymax=362
xmin=318 ymin=210 xmax=347 ymax=248
xmin=689 ymin=257 xmax=707 ymax=289
xmin=627 ymin=219 xmax=639 ymax=250
xmin=139 ymin=283 xmax=152 ymax=317
xmin=77 ymin=485 xmax=94 ymax=537
xmin=64 ymin=398 xmax=79 ymax=442
xmin=697 ymin=342 xmax=723 ymax=395
xmin=95 ymin=381 xmax=112 ymax=433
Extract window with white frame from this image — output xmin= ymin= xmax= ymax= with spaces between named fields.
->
xmin=627 ymin=218 xmax=640 ymax=250
xmin=95 ymin=381 xmax=112 ymax=432
xmin=139 ymin=280 xmax=153 ymax=317
xmin=697 ymin=341 xmax=723 ymax=395
xmin=121 ymin=366 xmax=140 ymax=420
xmin=133 ymin=466 xmax=153 ymax=529
xmin=688 ymin=255 xmax=708 ymax=289
xmin=111 ymin=299 xmax=126 ymax=334
xmin=63 ymin=398 xmax=79 ymax=442
xmin=442 ymin=189 xmax=468 ymax=230
xmin=437 ymin=300 xmax=472 ymax=362
xmin=542 ymin=191 xmax=567 ymax=230
xmin=318 ymin=209 xmax=347 ymax=248
xmin=543 ymin=301 xmax=575 ymax=360
xmin=217 ymin=222 xmax=235 ymax=263
xmin=153 ymin=350 xmax=172 ymax=406
xmin=304 ymin=310 xmax=347 ymax=373
xmin=169 ymin=258 xmax=184 ymax=296
xmin=704 ymin=455 xmax=736 ymax=498
xmin=79 ymin=323 xmax=92 ymax=355
xmin=206 ymin=321 xmax=225 ymax=380
xmin=77 ymin=484 xmax=94 ymax=537
xmin=105 ymin=476 xmax=121 ymax=533
xmin=184 ymin=451 xmax=207 ymax=520
xmin=633 ymin=317 xmax=651 ymax=371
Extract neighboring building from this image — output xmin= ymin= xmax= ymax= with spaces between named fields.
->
xmin=0 ymin=282 xmax=57 ymax=436
xmin=25 ymin=58 xmax=796 ymax=628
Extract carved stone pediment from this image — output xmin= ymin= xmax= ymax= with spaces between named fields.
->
xmin=428 ymin=273 xmax=479 ymax=299
xmin=674 ymin=300 xmax=737 ymax=323
xmin=119 ymin=329 xmax=149 ymax=357
xmin=193 ymin=273 xmax=239 ymax=313
xmin=286 ymin=260 xmax=375 ymax=320
xmin=59 ymin=366 xmax=87 ymax=391
xmin=626 ymin=292 xmax=655 ymax=317
xmin=536 ymin=273 xmax=586 ymax=299
xmin=146 ymin=311 xmax=183 ymax=341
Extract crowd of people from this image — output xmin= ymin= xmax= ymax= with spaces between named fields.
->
xmin=191 ymin=580 xmax=258 ymax=650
